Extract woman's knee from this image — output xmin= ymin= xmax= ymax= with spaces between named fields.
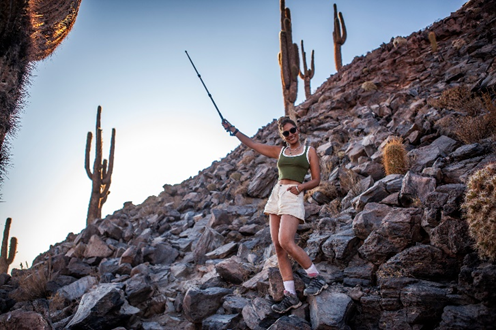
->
xmin=279 ymin=238 xmax=297 ymax=253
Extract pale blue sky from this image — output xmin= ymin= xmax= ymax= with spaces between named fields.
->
xmin=0 ymin=0 xmax=466 ymax=269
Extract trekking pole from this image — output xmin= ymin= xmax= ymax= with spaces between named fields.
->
xmin=185 ymin=50 xmax=225 ymax=122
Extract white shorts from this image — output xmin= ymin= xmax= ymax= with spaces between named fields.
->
xmin=264 ymin=184 xmax=305 ymax=222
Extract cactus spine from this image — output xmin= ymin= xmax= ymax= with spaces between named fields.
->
xmin=298 ymin=40 xmax=315 ymax=99
xmin=0 ymin=0 xmax=82 ymax=186
xmin=462 ymin=163 xmax=496 ymax=261
xmin=382 ymin=137 xmax=408 ymax=175
xmin=0 ymin=218 xmax=17 ymax=274
xmin=332 ymin=3 xmax=347 ymax=71
xmin=278 ymin=0 xmax=299 ymax=121
xmin=85 ymin=106 xmax=116 ymax=226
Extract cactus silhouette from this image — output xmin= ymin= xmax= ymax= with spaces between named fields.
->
xmin=332 ymin=3 xmax=347 ymax=71
xmin=298 ymin=40 xmax=315 ymax=99
xmin=0 ymin=0 xmax=82 ymax=186
xmin=0 ymin=218 xmax=17 ymax=274
xmin=382 ymin=137 xmax=408 ymax=175
xmin=462 ymin=163 xmax=496 ymax=261
xmin=278 ymin=0 xmax=299 ymax=121
xmin=85 ymin=106 xmax=116 ymax=225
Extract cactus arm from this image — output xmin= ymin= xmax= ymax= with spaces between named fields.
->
xmin=7 ymin=237 xmax=17 ymax=264
xmin=333 ymin=3 xmax=347 ymax=71
xmin=299 ymin=40 xmax=307 ymax=79
xmin=337 ymin=12 xmax=347 ymax=44
xmin=0 ymin=218 xmax=16 ymax=273
xmin=1 ymin=218 xmax=11 ymax=260
xmin=85 ymin=132 xmax=93 ymax=180
xmin=102 ymin=128 xmax=116 ymax=184
xmin=309 ymin=49 xmax=315 ymax=79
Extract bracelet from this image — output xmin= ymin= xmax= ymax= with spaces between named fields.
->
xmin=230 ymin=128 xmax=239 ymax=136
xmin=296 ymin=186 xmax=300 ymax=193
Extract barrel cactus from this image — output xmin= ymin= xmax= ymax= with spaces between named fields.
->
xmin=382 ymin=137 xmax=408 ymax=175
xmin=462 ymin=163 xmax=496 ymax=261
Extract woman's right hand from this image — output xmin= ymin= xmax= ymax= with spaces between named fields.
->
xmin=222 ymin=119 xmax=234 ymax=133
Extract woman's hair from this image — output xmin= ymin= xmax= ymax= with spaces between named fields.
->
xmin=277 ymin=116 xmax=297 ymax=132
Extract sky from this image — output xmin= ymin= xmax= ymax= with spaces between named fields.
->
xmin=0 ymin=0 xmax=467 ymax=271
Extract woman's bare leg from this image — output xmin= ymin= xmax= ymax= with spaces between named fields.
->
xmin=278 ymin=214 xmax=312 ymax=269
xmin=269 ymin=214 xmax=294 ymax=281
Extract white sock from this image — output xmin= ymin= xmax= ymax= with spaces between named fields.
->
xmin=304 ymin=263 xmax=319 ymax=277
xmin=283 ymin=280 xmax=296 ymax=295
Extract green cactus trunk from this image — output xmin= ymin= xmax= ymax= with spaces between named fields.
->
xmin=85 ymin=106 xmax=116 ymax=226
xmin=278 ymin=0 xmax=299 ymax=121
xmin=298 ymin=40 xmax=315 ymax=99
xmin=0 ymin=218 xmax=17 ymax=274
xmin=332 ymin=3 xmax=347 ymax=71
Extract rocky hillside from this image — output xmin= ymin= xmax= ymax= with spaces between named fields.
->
xmin=1 ymin=0 xmax=496 ymax=329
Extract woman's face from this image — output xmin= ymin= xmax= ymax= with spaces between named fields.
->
xmin=281 ymin=122 xmax=299 ymax=144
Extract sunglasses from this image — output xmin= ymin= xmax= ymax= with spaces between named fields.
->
xmin=282 ymin=127 xmax=297 ymax=137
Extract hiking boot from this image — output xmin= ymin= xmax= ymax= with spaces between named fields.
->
xmin=303 ymin=275 xmax=328 ymax=296
xmin=271 ymin=291 xmax=302 ymax=313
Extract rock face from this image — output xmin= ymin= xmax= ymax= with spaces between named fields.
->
xmin=2 ymin=0 xmax=496 ymax=329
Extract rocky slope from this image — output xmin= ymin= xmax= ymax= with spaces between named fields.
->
xmin=1 ymin=0 xmax=496 ymax=329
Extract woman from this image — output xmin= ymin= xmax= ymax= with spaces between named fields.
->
xmin=222 ymin=116 xmax=327 ymax=313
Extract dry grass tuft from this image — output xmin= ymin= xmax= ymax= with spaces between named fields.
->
xmin=10 ymin=259 xmax=53 ymax=301
xmin=432 ymin=86 xmax=496 ymax=144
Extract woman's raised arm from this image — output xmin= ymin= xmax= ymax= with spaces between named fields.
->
xmin=223 ymin=120 xmax=281 ymax=159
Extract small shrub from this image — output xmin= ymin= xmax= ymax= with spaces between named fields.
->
xmin=10 ymin=260 xmax=53 ymax=301
xmin=462 ymin=163 xmax=496 ymax=261
xmin=340 ymin=169 xmax=363 ymax=197
xmin=431 ymin=86 xmax=482 ymax=115
xmin=361 ymin=81 xmax=377 ymax=92
xmin=382 ymin=137 xmax=408 ymax=175
xmin=432 ymin=86 xmax=496 ymax=144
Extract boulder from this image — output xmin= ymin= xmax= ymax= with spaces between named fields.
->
xmin=202 ymin=314 xmax=242 ymax=330
xmin=182 ymin=287 xmax=232 ymax=323
xmin=67 ymin=283 xmax=128 ymax=329
xmin=247 ymin=166 xmax=278 ymax=198
xmin=308 ymin=291 xmax=355 ymax=330
xmin=241 ymin=296 xmax=278 ymax=329
xmin=359 ymin=208 xmax=422 ymax=265
xmin=58 ymin=275 xmax=98 ymax=301
xmin=353 ymin=203 xmax=392 ymax=240
xmin=378 ymin=245 xmax=458 ymax=282
xmin=215 ymin=256 xmax=252 ymax=284
xmin=267 ymin=315 xmax=312 ymax=330
xmin=398 ymin=171 xmax=436 ymax=207
xmin=124 ymin=274 xmax=154 ymax=306
xmin=84 ymin=235 xmax=113 ymax=258
xmin=437 ymin=304 xmax=496 ymax=330
xmin=193 ymin=227 xmax=225 ymax=264
xmin=0 ymin=310 xmax=51 ymax=330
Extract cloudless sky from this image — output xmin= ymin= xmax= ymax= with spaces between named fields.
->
xmin=0 ymin=0 xmax=466 ymax=270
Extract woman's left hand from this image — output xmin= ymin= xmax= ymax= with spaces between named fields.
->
xmin=287 ymin=185 xmax=301 ymax=195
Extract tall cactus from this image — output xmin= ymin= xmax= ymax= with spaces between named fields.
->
xmin=278 ymin=0 xmax=299 ymax=121
xmin=85 ymin=106 xmax=116 ymax=226
xmin=0 ymin=0 xmax=82 ymax=187
xmin=0 ymin=218 xmax=17 ymax=274
xmin=332 ymin=3 xmax=347 ymax=71
xmin=298 ymin=40 xmax=315 ymax=99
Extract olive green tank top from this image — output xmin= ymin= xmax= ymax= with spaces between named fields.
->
xmin=277 ymin=146 xmax=310 ymax=183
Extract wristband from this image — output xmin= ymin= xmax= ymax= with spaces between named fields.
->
xmin=230 ymin=128 xmax=239 ymax=136
xmin=296 ymin=186 xmax=300 ymax=193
